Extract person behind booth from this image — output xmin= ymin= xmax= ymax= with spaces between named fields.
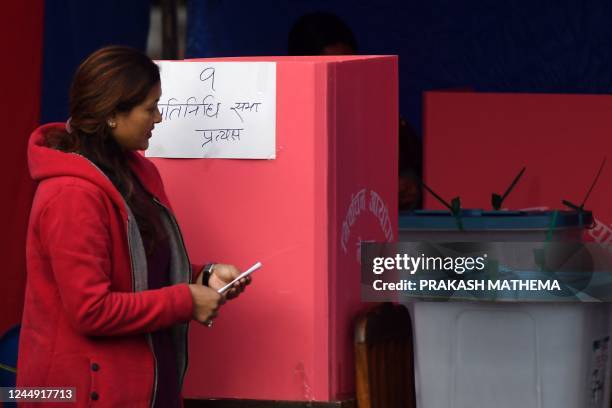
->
xmin=288 ymin=12 xmax=423 ymax=211
xmin=17 ymin=46 xmax=251 ymax=407
xmin=288 ymin=11 xmax=357 ymax=56
xmin=398 ymin=118 xmax=423 ymax=211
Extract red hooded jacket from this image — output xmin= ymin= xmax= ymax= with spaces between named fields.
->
xmin=17 ymin=123 xmax=202 ymax=407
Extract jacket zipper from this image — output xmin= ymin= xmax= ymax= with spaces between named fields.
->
xmin=127 ymin=217 xmax=159 ymax=408
xmin=146 ymin=334 xmax=159 ymax=408
xmin=152 ymin=197 xmax=192 ymax=386
xmin=152 ymin=198 xmax=192 ymax=278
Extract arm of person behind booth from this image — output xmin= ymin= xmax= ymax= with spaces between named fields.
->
xmin=40 ymin=184 xmax=195 ymax=336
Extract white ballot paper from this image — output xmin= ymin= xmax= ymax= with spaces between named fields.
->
xmin=146 ymin=61 xmax=276 ymax=159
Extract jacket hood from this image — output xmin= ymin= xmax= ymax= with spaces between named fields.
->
xmin=28 ymin=123 xmax=167 ymax=213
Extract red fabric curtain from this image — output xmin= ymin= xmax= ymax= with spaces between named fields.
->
xmin=0 ymin=0 xmax=44 ymax=334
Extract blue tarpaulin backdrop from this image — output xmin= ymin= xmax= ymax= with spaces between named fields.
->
xmin=186 ymin=0 xmax=612 ymax=136
xmin=41 ymin=0 xmax=150 ymax=124
xmin=41 ymin=1 xmax=612 ymax=137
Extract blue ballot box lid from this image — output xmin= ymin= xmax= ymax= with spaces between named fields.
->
xmin=399 ymin=209 xmax=593 ymax=231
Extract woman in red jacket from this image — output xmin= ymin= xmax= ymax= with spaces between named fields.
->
xmin=17 ymin=46 xmax=250 ymax=407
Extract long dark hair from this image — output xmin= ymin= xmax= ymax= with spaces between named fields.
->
xmin=46 ymin=45 xmax=164 ymax=255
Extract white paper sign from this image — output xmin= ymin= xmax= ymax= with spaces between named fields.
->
xmin=146 ymin=61 xmax=276 ymax=159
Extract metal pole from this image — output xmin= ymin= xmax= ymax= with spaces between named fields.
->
xmin=160 ymin=0 xmax=178 ymax=59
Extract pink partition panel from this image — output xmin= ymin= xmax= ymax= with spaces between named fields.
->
xmin=149 ymin=56 xmax=398 ymax=401
xmin=424 ymin=91 xmax=612 ymax=229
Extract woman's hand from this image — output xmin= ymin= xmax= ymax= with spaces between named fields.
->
xmin=187 ymin=284 xmax=224 ymax=326
xmin=208 ymin=264 xmax=252 ymax=300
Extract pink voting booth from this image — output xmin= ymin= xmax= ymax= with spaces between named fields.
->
xmin=149 ymin=55 xmax=398 ymax=403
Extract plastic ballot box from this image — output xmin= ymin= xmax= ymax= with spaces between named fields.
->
xmin=148 ymin=56 xmax=398 ymax=402
xmin=399 ymin=210 xmax=612 ymax=408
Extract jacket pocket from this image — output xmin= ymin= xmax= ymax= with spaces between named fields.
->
xmin=46 ymin=353 xmax=92 ymax=407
